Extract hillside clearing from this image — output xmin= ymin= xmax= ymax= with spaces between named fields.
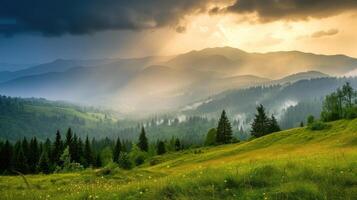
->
xmin=0 ymin=119 xmax=356 ymax=199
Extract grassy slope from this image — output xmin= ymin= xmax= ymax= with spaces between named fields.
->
xmin=1 ymin=119 xmax=356 ymax=200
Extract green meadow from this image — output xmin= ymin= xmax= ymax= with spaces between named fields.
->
xmin=1 ymin=118 xmax=356 ymax=200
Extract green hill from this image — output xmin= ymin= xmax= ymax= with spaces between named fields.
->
xmin=1 ymin=118 xmax=356 ymax=199
xmin=0 ymin=96 xmax=120 ymax=140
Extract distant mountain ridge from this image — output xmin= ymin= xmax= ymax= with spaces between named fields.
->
xmin=0 ymin=47 xmax=356 ymax=114
xmin=166 ymin=47 xmax=357 ymax=78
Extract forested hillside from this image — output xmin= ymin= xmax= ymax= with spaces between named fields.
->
xmin=2 ymin=76 xmax=357 ymax=142
xmin=0 ymin=96 xmax=218 ymax=144
xmin=184 ymin=77 xmax=357 ymax=130
xmin=0 ymin=95 xmax=121 ymax=140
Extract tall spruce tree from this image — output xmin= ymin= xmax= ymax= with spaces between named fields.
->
xmin=251 ymin=105 xmax=270 ymax=138
xmin=71 ymin=134 xmax=79 ymax=163
xmin=52 ymin=130 xmax=63 ymax=165
xmin=268 ymin=115 xmax=281 ymax=133
xmin=84 ymin=136 xmax=93 ymax=167
xmin=113 ymin=137 xmax=122 ymax=163
xmin=21 ymin=137 xmax=30 ymax=169
xmin=138 ymin=127 xmax=149 ymax=152
xmin=205 ymin=128 xmax=217 ymax=146
xmin=95 ymin=153 xmax=102 ymax=168
xmin=174 ymin=138 xmax=181 ymax=151
xmin=38 ymin=151 xmax=50 ymax=174
xmin=65 ymin=128 xmax=73 ymax=149
xmin=216 ymin=110 xmax=233 ymax=144
xmin=157 ymin=141 xmax=166 ymax=155
xmin=0 ymin=140 xmax=13 ymax=173
xmin=14 ymin=145 xmax=28 ymax=173
xmin=77 ymin=137 xmax=84 ymax=165
xmin=29 ymin=137 xmax=40 ymax=173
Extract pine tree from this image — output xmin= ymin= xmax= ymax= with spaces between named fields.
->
xmin=157 ymin=141 xmax=166 ymax=155
xmin=52 ymin=130 xmax=63 ymax=165
xmin=205 ymin=128 xmax=217 ymax=146
xmin=60 ymin=147 xmax=71 ymax=171
xmin=77 ymin=137 xmax=84 ymax=165
xmin=14 ymin=145 xmax=28 ymax=173
xmin=174 ymin=138 xmax=181 ymax=151
xmin=251 ymin=105 xmax=270 ymax=138
xmin=65 ymin=128 xmax=73 ymax=148
xmin=21 ymin=137 xmax=30 ymax=169
xmin=216 ymin=110 xmax=233 ymax=144
xmin=83 ymin=136 xmax=93 ymax=167
xmin=71 ymin=134 xmax=79 ymax=163
xmin=138 ymin=127 xmax=149 ymax=152
xmin=268 ymin=115 xmax=281 ymax=133
xmin=113 ymin=137 xmax=122 ymax=163
xmin=0 ymin=140 xmax=13 ymax=173
xmin=44 ymin=138 xmax=52 ymax=165
xmin=38 ymin=151 xmax=50 ymax=174
xmin=95 ymin=153 xmax=102 ymax=168
xmin=300 ymin=121 xmax=304 ymax=127
xmin=29 ymin=137 xmax=40 ymax=173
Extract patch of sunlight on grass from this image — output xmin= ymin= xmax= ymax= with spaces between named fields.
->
xmin=1 ymin=119 xmax=356 ymax=199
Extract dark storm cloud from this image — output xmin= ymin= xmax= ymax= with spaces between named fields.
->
xmin=218 ymin=0 xmax=357 ymax=22
xmin=2 ymin=0 xmax=357 ymax=36
xmin=0 ymin=0 xmax=210 ymax=36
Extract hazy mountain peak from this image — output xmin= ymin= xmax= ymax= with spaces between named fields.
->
xmin=277 ymin=71 xmax=329 ymax=84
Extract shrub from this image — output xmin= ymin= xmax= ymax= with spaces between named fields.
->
xmin=308 ymin=121 xmax=328 ymax=131
xmin=129 ymin=144 xmax=147 ymax=166
xmin=231 ymin=137 xmax=240 ymax=143
xmin=345 ymin=106 xmax=357 ymax=119
xmin=95 ymin=162 xmax=118 ymax=176
xmin=149 ymin=158 xmax=161 ymax=166
xmin=134 ymin=154 xmax=145 ymax=166
xmin=307 ymin=115 xmax=315 ymax=125
xmin=118 ymin=152 xmax=132 ymax=170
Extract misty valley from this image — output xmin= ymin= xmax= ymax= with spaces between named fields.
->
xmin=0 ymin=48 xmax=357 ymax=199
xmin=1 ymin=1 xmax=357 ymax=198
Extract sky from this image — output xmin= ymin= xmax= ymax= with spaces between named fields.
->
xmin=1 ymin=0 xmax=357 ymax=64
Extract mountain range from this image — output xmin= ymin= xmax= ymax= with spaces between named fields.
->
xmin=0 ymin=47 xmax=356 ymax=114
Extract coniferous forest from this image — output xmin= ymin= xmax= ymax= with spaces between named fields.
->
xmin=1 ymin=83 xmax=356 ymax=176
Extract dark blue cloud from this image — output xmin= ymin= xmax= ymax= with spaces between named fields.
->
xmin=1 ymin=0 xmax=210 ymax=36
xmin=222 ymin=0 xmax=357 ymax=22
xmin=2 ymin=0 xmax=357 ymax=36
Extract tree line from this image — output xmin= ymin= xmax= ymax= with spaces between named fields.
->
xmin=7 ymin=82 xmax=355 ymax=175
xmin=321 ymin=82 xmax=357 ymax=121
xmin=302 ymin=82 xmax=357 ymax=130
xmin=0 ymin=127 xmax=183 ymax=175
xmin=204 ymin=106 xmax=281 ymax=145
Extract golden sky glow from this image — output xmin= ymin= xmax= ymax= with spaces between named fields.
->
xmin=147 ymin=11 xmax=357 ymax=58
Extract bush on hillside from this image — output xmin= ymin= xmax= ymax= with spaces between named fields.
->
xmin=308 ymin=121 xmax=328 ymax=131
xmin=95 ymin=162 xmax=118 ymax=176
xmin=345 ymin=106 xmax=357 ymax=119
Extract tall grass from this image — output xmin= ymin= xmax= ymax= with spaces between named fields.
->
xmin=0 ymin=119 xmax=356 ymax=199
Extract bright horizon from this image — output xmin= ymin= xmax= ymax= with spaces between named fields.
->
xmin=1 ymin=1 xmax=357 ymax=63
